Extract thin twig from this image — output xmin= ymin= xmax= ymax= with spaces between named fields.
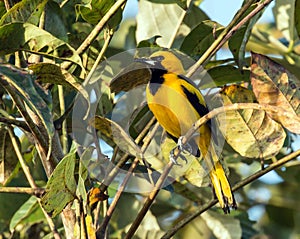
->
xmin=58 ymin=85 xmax=68 ymax=154
xmin=97 ymin=120 xmax=160 ymax=236
xmin=86 ymin=28 xmax=114 ymax=82
xmin=162 ymin=148 xmax=300 ymax=239
xmin=207 ymin=0 xmax=274 ymax=64
xmin=8 ymin=127 xmax=62 ymax=239
xmin=186 ymin=0 xmax=272 ymax=77
xmin=0 ymin=187 xmax=45 ymax=196
xmin=0 ymin=116 xmax=30 ymax=131
xmin=62 ymin=0 xmax=127 ymax=70
xmin=8 ymin=127 xmax=38 ymax=188
xmin=124 ymin=161 xmax=174 ymax=239
xmin=3 ymin=0 xmax=10 ymax=10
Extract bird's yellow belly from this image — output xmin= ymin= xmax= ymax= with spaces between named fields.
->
xmin=146 ymin=83 xmax=199 ymax=139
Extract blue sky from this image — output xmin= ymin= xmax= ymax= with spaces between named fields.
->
xmin=123 ymin=0 xmax=275 ymax=24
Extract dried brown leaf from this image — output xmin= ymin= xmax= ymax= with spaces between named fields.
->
xmin=251 ymin=52 xmax=300 ymax=134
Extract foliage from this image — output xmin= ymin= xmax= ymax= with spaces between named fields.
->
xmin=0 ymin=0 xmax=300 ymax=239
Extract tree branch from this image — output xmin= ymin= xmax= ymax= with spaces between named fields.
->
xmin=186 ymin=0 xmax=273 ymax=77
xmin=0 ymin=187 xmax=44 ymax=196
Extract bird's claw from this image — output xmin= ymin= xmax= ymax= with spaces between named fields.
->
xmin=178 ymin=136 xmax=193 ymax=155
xmin=169 ymin=145 xmax=188 ymax=166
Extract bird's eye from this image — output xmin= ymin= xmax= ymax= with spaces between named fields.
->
xmin=152 ymin=56 xmax=164 ymax=62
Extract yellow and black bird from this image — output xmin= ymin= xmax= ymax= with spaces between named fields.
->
xmin=136 ymin=50 xmax=237 ymax=213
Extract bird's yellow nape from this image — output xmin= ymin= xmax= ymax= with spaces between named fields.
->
xmin=150 ymin=51 xmax=185 ymax=75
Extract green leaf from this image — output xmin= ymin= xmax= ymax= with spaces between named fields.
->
xmin=0 ymin=0 xmax=48 ymax=26
xmin=145 ymin=0 xmax=187 ymax=10
xmin=0 ymin=22 xmax=83 ymax=68
xmin=295 ymin=0 xmax=300 ymax=38
xmin=28 ymin=63 xmax=88 ymax=100
xmin=202 ymin=211 xmax=242 ymax=239
xmin=180 ymin=20 xmax=224 ymax=58
xmin=228 ymin=3 xmax=262 ymax=68
xmin=173 ymin=4 xmax=209 ymax=46
xmin=41 ymin=146 xmax=77 ymax=217
xmin=9 ymin=196 xmax=44 ymax=231
xmin=136 ymin=0 xmax=184 ymax=47
xmin=0 ymin=64 xmax=54 ymax=158
xmin=199 ymin=65 xmax=250 ymax=89
xmin=76 ymin=0 xmax=122 ymax=29
xmin=44 ymin=1 xmax=68 ymax=41
xmin=183 ymin=4 xmax=209 ymax=27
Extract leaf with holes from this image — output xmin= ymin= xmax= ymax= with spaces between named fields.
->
xmin=216 ymin=85 xmax=286 ymax=159
xmin=251 ymin=52 xmax=300 ymax=134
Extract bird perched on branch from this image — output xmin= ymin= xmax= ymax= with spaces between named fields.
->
xmin=136 ymin=50 xmax=236 ymax=213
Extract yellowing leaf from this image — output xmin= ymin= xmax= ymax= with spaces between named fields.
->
xmin=251 ymin=52 xmax=300 ymax=134
xmin=216 ymin=85 xmax=286 ymax=159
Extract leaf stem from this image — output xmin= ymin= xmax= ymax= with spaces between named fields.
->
xmin=86 ymin=28 xmax=114 ymax=83
xmin=58 ymin=85 xmax=68 ymax=154
xmin=8 ymin=127 xmax=38 ymax=189
xmin=124 ymin=161 xmax=174 ymax=239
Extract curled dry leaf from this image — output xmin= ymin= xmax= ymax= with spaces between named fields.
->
xmin=216 ymin=85 xmax=286 ymax=159
xmin=251 ymin=52 xmax=300 ymax=134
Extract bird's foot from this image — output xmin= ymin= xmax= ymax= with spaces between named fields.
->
xmin=169 ymin=137 xmax=191 ymax=166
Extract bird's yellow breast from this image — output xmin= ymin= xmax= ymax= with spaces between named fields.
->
xmin=146 ymin=73 xmax=200 ymax=138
